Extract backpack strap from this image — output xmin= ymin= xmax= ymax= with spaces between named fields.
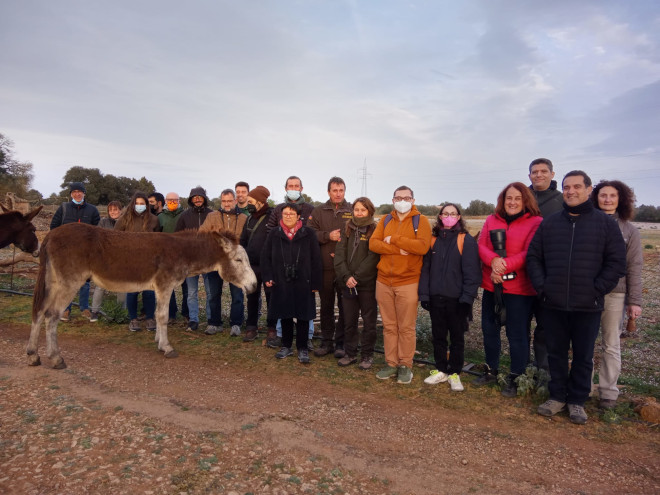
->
xmin=383 ymin=213 xmax=420 ymax=236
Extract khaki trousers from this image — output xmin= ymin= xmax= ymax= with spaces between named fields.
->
xmin=375 ymin=280 xmax=418 ymax=368
xmin=598 ymin=292 xmax=625 ymax=400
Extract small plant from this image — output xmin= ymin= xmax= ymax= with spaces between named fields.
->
xmin=101 ymin=299 xmax=129 ymax=323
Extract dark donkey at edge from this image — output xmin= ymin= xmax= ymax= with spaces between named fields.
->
xmin=28 ymin=222 xmax=257 ymax=368
xmin=0 ymin=204 xmax=43 ymax=255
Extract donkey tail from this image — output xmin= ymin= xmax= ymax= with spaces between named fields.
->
xmin=32 ymin=237 xmax=49 ymax=319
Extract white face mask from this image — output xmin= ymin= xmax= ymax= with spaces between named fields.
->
xmin=286 ymin=190 xmax=301 ymax=201
xmin=394 ymin=200 xmax=412 ymax=214
xmin=134 ymin=204 xmax=147 ymax=214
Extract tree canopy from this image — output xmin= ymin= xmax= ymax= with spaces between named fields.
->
xmin=0 ymin=133 xmax=41 ymax=202
xmin=59 ymin=166 xmax=155 ymax=206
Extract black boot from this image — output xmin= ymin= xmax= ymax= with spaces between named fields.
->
xmin=473 ymin=365 xmax=498 ymax=387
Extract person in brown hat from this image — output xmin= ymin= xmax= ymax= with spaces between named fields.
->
xmin=239 ymin=185 xmax=276 ymax=343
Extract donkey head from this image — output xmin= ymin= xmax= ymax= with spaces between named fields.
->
xmin=0 ymin=205 xmax=42 ymax=256
xmin=212 ymin=231 xmax=257 ymax=294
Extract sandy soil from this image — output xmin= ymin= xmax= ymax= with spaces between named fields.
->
xmin=0 ymin=322 xmax=658 ymax=495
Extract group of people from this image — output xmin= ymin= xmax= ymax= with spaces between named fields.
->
xmin=50 ymin=157 xmax=642 ymax=425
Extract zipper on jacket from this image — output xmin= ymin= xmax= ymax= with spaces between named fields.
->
xmin=565 ymin=220 xmax=576 ymax=310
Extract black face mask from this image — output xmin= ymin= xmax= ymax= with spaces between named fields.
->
xmin=246 ymin=204 xmax=257 ymax=215
xmin=150 ymin=206 xmax=158 ymax=215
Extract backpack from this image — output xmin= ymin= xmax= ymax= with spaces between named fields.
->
xmin=383 ymin=213 xmax=420 ymax=236
xmin=430 ymin=232 xmax=466 ymax=255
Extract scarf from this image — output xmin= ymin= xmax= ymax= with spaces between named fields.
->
xmin=563 ymin=200 xmax=593 ymax=215
xmin=280 ymin=219 xmax=302 ymax=240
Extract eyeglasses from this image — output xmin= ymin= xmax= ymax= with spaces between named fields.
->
xmin=282 ymin=212 xmax=298 ymax=217
xmin=441 ymin=212 xmax=458 ymax=218
xmin=393 ymin=196 xmax=413 ymax=202
xmin=166 ymin=199 xmax=179 ymax=204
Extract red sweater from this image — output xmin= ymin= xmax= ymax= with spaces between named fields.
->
xmin=478 ymin=212 xmax=542 ymax=296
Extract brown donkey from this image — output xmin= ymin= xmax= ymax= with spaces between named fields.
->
xmin=0 ymin=204 xmax=42 ymax=255
xmin=28 ymin=223 xmax=257 ymax=368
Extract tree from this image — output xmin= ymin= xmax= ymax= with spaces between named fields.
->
xmin=635 ymin=204 xmax=660 ymax=222
xmin=59 ymin=166 xmax=155 ymax=206
xmin=464 ymin=199 xmax=495 ymax=216
xmin=0 ymin=133 xmax=36 ymax=199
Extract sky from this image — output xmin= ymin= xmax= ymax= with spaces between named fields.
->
xmin=2 ymin=0 xmax=659 ymax=207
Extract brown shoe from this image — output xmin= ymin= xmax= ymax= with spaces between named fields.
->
xmin=266 ymin=328 xmax=279 ymax=348
xmin=337 ymin=355 xmax=357 ymax=367
xmin=81 ymin=309 xmax=92 ymax=320
xmin=358 ymin=356 xmax=373 ymax=370
xmin=60 ymin=309 xmax=70 ymax=322
xmin=314 ymin=345 xmax=331 ymax=357
xmin=243 ymin=328 xmax=258 ymax=342
xmin=145 ymin=318 xmax=157 ymax=331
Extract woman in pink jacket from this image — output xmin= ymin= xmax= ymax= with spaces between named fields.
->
xmin=473 ymin=182 xmax=542 ymax=397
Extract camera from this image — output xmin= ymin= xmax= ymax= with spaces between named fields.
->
xmin=490 ymin=229 xmax=517 ymax=281
xmin=284 ymin=264 xmax=298 ymax=282
xmin=502 ymin=272 xmax=517 ymax=281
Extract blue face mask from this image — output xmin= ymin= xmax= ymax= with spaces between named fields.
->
xmin=286 ymin=190 xmax=301 ymax=201
xmin=135 ymin=204 xmax=147 ymax=214
xmin=72 ymin=198 xmax=84 ymax=205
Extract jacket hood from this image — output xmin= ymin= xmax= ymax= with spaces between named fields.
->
xmin=187 ymin=187 xmax=209 ymax=208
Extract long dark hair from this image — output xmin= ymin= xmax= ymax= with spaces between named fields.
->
xmin=591 ymin=180 xmax=635 ymax=221
xmin=494 ymin=182 xmax=540 ymax=218
xmin=116 ymin=191 xmax=153 ymax=231
xmin=432 ymin=203 xmax=467 ymax=236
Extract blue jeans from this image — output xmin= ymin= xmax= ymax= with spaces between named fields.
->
xmin=127 ymin=291 xmax=155 ymax=320
xmin=481 ymin=290 xmax=534 ymax=376
xmin=66 ymin=280 xmax=90 ymax=312
xmin=219 ymin=278 xmax=245 ymax=326
xmin=276 ymin=319 xmax=314 ymax=339
xmin=168 ymin=281 xmax=189 ymax=319
xmin=186 ymin=273 xmax=222 ymax=325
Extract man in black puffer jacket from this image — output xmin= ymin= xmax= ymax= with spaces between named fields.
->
xmin=527 ymin=170 xmax=626 ymax=425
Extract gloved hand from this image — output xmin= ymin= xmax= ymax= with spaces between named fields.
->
xmin=420 ymin=300 xmax=430 ymax=311
xmin=458 ymin=302 xmax=472 ymax=319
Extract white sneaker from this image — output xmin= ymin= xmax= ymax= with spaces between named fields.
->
xmin=448 ymin=373 xmax=464 ymax=392
xmin=424 ymin=370 xmax=449 ymax=385
xmin=230 ymin=325 xmax=241 ymax=336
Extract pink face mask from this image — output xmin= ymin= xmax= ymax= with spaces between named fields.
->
xmin=441 ymin=215 xmax=459 ymax=228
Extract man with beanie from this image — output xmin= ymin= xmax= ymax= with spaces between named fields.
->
xmin=159 ymin=192 xmax=188 ymax=323
xmin=239 ymin=185 xmax=276 ymax=343
xmin=200 ymin=188 xmax=249 ymax=336
xmin=527 ymin=170 xmax=626 ymax=424
xmin=174 ymin=186 xmax=222 ymax=333
xmin=51 ymin=182 xmax=100 ymax=321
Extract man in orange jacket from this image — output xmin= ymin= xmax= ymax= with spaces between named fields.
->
xmin=369 ymin=185 xmax=431 ymax=384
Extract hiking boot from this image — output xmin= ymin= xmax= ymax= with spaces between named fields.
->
xmin=60 ymin=309 xmax=70 ymax=322
xmin=186 ymin=321 xmax=199 ymax=332
xmin=334 ymin=346 xmax=346 ymax=359
xmin=424 ymin=370 xmax=449 ymax=385
xmin=205 ymin=325 xmax=221 ymax=335
xmin=243 ymin=328 xmax=258 ymax=342
xmin=145 ymin=318 xmax=157 ymax=332
xmin=275 ymin=347 xmax=293 ymax=359
xmin=358 ymin=356 xmax=373 ymax=370
xmin=89 ymin=311 xmax=100 ymax=322
xmin=376 ymin=365 xmax=398 ymax=380
xmin=568 ymin=404 xmax=588 ymax=425
xmin=337 ymin=355 xmax=357 ymax=367
xmin=298 ymin=348 xmax=310 ymax=364
xmin=314 ymin=345 xmax=332 ymax=357
xmin=397 ymin=366 xmax=413 ymax=384
xmin=537 ymin=399 xmax=566 ymax=417
xmin=267 ymin=332 xmax=280 ymax=349
xmin=307 ymin=339 xmax=315 ymax=351
xmin=599 ymin=398 xmax=617 ymax=409
xmin=129 ymin=319 xmax=141 ymax=332
xmin=448 ymin=373 xmax=464 ymax=392
xmin=168 ymin=317 xmax=176 ymax=325
xmin=472 ymin=367 xmax=498 ymax=387
xmin=230 ymin=325 xmax=241 ymax=337
xmin=81 ymin=309 xmax=92 ymax=320
xmin=501 ymin=375 xmax=518 ymax=398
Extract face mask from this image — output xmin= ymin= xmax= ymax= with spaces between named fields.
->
xmin=393 ymin=201 xmax=412 ymax=214
xmin=135 ymin=204 xmax=147 ymax=214
xmin=72 ymin=198 xmax=83 ymax=205
xmin=286 ymin=190 xmax=301 ymax=201
xmin=246 ymin=204 xmax=257 ymax=215
xmin=167 ymin=202 xmax=179 ymax=212
xmin=441 ymin=216 xmax=459 ymax=228
xmin=150 ymin=206 xmax=158 ymax=214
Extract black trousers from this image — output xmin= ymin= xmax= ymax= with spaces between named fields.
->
xmin=319 ymin=270 xmax=344 ymax=348
xmin=429 ymin=296 xmax=467 ymax=375
xmin=246 ymin=269 xmax=276 ymax=330
xmin=281 ymin=318 xmax=309 ymax=350
xmin=342 ymin=290 xmax=377 ymax=358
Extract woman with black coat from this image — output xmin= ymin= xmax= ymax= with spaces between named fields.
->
xmin=418 ymin=203 xmax=481 ymax=392
xmin=262 ymin=203 xmax=322 ymax=363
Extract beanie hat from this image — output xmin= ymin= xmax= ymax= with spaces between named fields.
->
xmin=70 ymin=182 xmax=86 ymax=194
xmin=248 ymin=185 xmax=270 ymax=205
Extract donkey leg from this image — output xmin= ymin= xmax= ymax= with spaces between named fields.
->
xmin=155 ymin=289 xmax=177 ymax=358
xmin=26 ymin=314 xmax=44 ymax=366
xmin=43 ymin=314 xmax=66 ymax=369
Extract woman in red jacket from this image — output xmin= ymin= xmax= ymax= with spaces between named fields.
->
xmin=473 ymin=182 xmax=542 ymax=397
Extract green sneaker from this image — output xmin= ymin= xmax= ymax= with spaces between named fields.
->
xmin=376 ymin=365 xmax=398 ymax=380
xmin=397 ymin=366 xmax=413 ymax=384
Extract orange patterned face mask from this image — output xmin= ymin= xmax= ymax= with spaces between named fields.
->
xmin=166 ymin=201 xmax=179 ymax=211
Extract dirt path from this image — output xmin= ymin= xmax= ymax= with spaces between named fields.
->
xmin=1 ymin=322 xmax=658 ymax=494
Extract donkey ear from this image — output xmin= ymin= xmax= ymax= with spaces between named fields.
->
xmin=25 ymin=206 xmax=43 ymax=222
xmin=213 ymin=231 xmax=234 ymax=252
